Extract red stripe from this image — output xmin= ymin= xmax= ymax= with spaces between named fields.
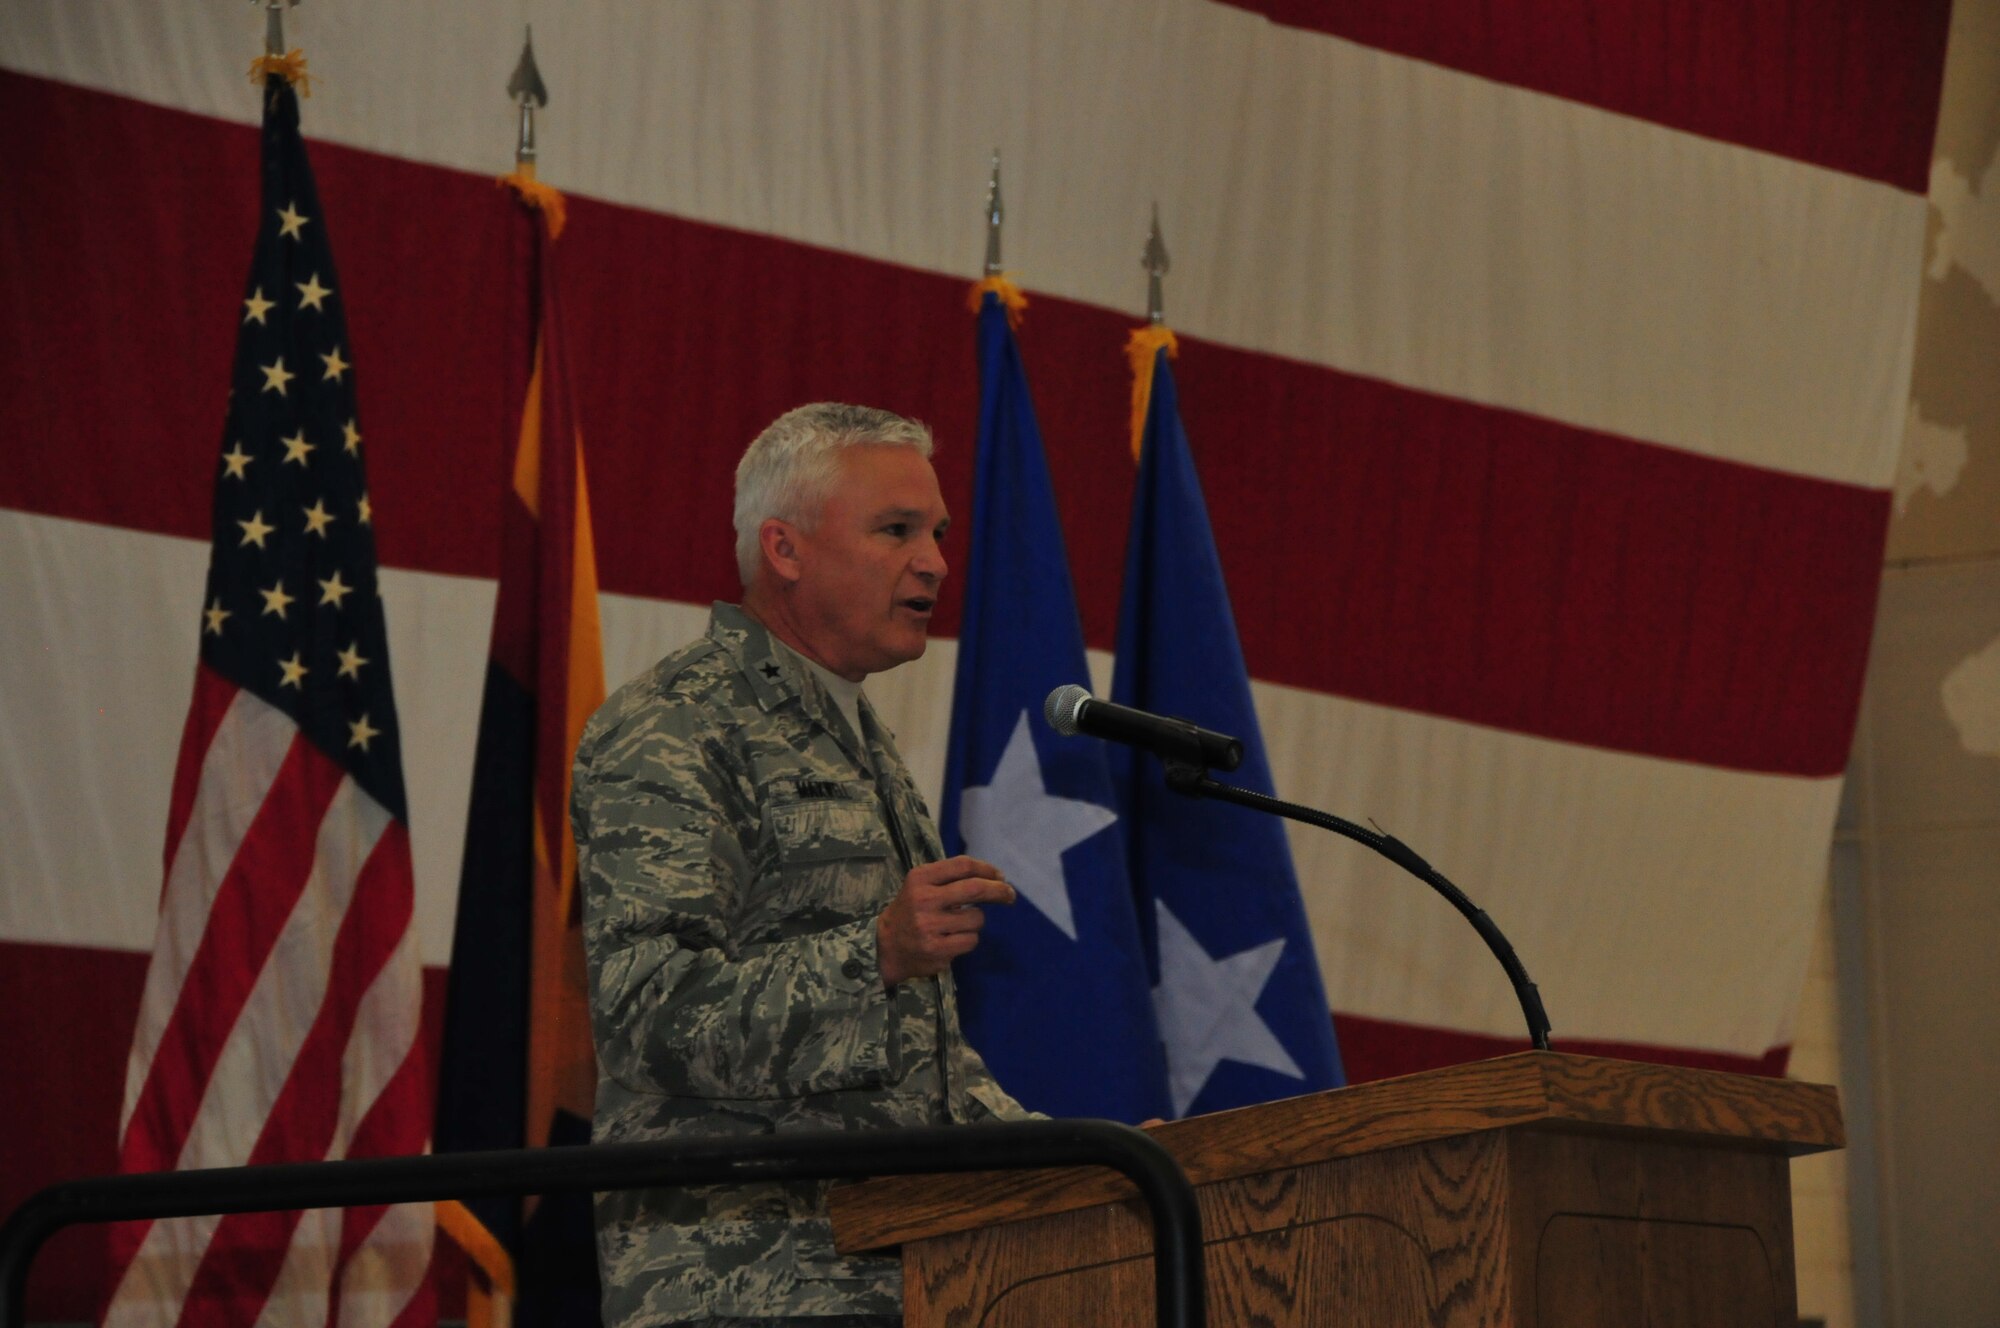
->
xmin=172 ymin=821 xmax=414 ymax=1315
xmin=161 ymin=666 xmax=241 ymax=891
xmin=0 ymin=73 xmax=1886 ymax=775
xmin=329 ymin=1032 xmax=436 ymax=1316
xmin=117 ymin=734 xmax=346 ymax=1177
xmin=0 ymin=942 xmax=146 ymax=1322
xmin=1219 ymin=0 xmax=1950 ymax=192
xmin=531 ymin=224 xmax=585 ymax=861
xmin=0 ymin=943 xmax=453 ymax=1323
xmin=1332 ymin=1011 xmax=1792 ymax=1084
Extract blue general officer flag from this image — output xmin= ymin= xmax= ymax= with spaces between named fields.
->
xmin=940 ymin=290 xmax=1170 ymax=1123
xmin=1111 ymin=346 xmax=1345 ymax=1117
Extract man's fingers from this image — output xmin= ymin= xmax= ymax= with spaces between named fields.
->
xmin=931 ymin=906 xmax=985 ymax=937
xmin=912 ymin=855 xmax=1004 ymax=888
xmin=932 ymin=876 xmax=1015 ymax=909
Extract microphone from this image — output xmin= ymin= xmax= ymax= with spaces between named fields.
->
xmin=1043 ymin=685 xmax=1244 ymax=772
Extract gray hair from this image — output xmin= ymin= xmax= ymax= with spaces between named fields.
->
xmin=732 ymin=402 xmax=935 ymax=585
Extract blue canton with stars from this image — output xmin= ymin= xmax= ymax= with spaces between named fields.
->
xmin=199 ymin=78 xmax=406 ymax=821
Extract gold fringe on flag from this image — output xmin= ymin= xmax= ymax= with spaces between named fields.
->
xmin=966 ymin=275 xmax=1028 ymax=328
xmin=1125 ymin=324 xmax=1179 ymax=462
xmin=248 ymin=49 xmax=313 ymax=95
xmin=500 ymin=165 xmax=569 ymax=240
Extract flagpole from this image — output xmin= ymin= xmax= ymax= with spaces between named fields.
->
xmin=261 ymin=0 xmax=293 ymax=59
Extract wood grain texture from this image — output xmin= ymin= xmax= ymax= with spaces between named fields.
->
xmin=832 ymin=1052 xmax=1840 ymax=1254
xmin=1535 ymin=1219 xmax=1777 ymax=1328
xmin=889 ymin=1112 xmax=1816 ymax=1327
xmin=901 ymin=1132 xmax=1515 ymax=1328
xmin=1504 ymin=1129 xmax=1798 ymax=1328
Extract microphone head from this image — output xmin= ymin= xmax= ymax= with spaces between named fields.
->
xmin=1044 ymin=684 xmax=1091 ymax=736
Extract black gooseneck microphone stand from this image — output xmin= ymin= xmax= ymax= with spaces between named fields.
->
xmin=1162 ymin=760 xmax=1554 ymax=1052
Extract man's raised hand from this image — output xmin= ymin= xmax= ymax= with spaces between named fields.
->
xmin=876 ymin=856 xmax=1016 ymax=987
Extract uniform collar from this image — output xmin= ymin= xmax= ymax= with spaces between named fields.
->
xmin=710 ymin=602 xmax=873 ymax=770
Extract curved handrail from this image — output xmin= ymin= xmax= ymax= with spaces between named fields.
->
xmin=0 ymin=1119 xmax=1202 ymax=1328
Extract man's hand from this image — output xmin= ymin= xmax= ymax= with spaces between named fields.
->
xmin=877 ymin=856 xmax=1016 ymax=987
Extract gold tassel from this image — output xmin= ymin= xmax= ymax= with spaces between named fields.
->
xmin=1125 ymin=324 xmax=1179 ymax=462
xmin=966 ymin=275 xmax=1029 ymax=327
xmin=499 ymin=165 xmax=569 ymax=240
xmin=248 ymin=49 xmax=313 ymax=95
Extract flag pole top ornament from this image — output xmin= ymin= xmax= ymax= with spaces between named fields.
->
xmin=249 ymin=0 xmax=310 ymax=93
xmin=984 ymin=149 xmax=1005 ymax=276
xmin=260 ymin=0 xmax=298 ymax=59
xmin=1143 ymin=202 xmax=1170 ymax=326
xmin=499 ymin=26 xmax=567 ymax=238
xmin=1126 ymin=202 xmax=1178 ymax=460
xmin=508 ymin=26 xmax=548 ymax=167
xmin=966 ymin=148 xmax=1027 ymax=325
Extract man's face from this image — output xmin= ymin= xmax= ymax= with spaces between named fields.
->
xmin=785 ymin=444 xmax=949 ymax=680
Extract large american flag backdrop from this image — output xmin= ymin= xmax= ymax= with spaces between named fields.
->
xmin=0 ymin=1 xmax=1951 ymax=1315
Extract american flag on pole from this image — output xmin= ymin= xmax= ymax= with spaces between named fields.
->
xmin=102 ymin=66 xmax=435 ymax=1326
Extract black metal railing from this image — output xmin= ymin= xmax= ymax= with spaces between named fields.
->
xmin=0 ymin=1119 xmax=1202 ymax=1328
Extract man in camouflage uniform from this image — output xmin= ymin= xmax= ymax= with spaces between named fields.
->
xmin=572 ymin=403 xmax=1034 ymax=1327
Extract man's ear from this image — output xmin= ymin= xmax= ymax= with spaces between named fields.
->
xmin=760 ymin=517 xmax=803 ymax=585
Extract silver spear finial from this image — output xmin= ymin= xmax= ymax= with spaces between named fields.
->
xmin=983 ymin=150 xmax=1004 ymax=276
xmin=508 ymin=26 xmax=549 ymax=167
xmin=1142 ymin=202 xmax=1170 ymax=325
xmin=259 ymin=0 xmax=300 ymax=58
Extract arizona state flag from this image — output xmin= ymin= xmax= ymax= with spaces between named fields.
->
xmin=433 ymin=175 xmax=604 ymax=1323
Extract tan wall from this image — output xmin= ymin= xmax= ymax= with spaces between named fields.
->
xmin=1826 ymin=0 xmax=2000 ymax=1322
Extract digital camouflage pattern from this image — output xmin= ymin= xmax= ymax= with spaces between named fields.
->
xmin=572 ymin=603 xmax=1032 ymax=1325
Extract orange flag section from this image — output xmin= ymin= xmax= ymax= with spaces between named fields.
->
xmin=1125 ymin=324 xmax=1179 ymax=462
xmin=508 ymin=327 xmax=606 ymax=1151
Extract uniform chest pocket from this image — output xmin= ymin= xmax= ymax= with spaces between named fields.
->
xmin=766 ymin=794 xmax=897 ymax=865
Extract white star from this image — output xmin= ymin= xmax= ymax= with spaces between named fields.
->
xmin=347 ymin=713 xmax=381 ymax=751
xmin=280 ymin=429 xmax=314 ymax=465
xmin=301 ymin=499 xmax=334 ymax=537
xmin=259 ymin=579 xmax=295 ymax=618
xmin=957 ymin=711 xmax=1116 ymax=941
xmin=242 ymin=287 xmax=275 ymax=324
xmin=237 ymin=509 xmax=276 ymax=549
xmin=356 ymin=492 xmax=372 ymax=525
xmin=276 ymin=202 xmax=309 ymax=240
xmin=1152 ymin=901 xmax=1304 ymax=1116
xmin=203 ymin=598 xmax=231 ymax=636
xmin=318 ymin=570 xmax=353 ymax=608
xmin=336 ymin=642 xmax=369 ymax=680
xmin=295 ymin=273 xmax=332 ymax=311
xmin=277 ymin=652 xmax=308 ymax=689
xmin=220 ymin=442 xmax=253 ymax=480
xmin=259 ymin=356 xmax=294 ymax=394
xmin=320 ymin=346 xmax=349 ymax=382
xmin=341 ymin=419 xmax=362 ymax=454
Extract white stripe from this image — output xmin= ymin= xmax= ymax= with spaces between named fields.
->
xmin=332 ymin=924 xmax=424 ymax=1162
xmin=0 ymin=511 xmax=492 ymax=967
xmin=173 ymin=779 xmax=390 ymax=1171
xmin=251 ymin=1206 xmax=338 ymax=1328
xmin=104 ymin=781 xmax=391 ymax=1325
xmin=0 ymin=0 xmax=1921 ymax=487
xmin=1246 ymin=679 xmax=1840 ymax=1054
xmin=119 ymin=688 xmax=296 ymax=1135
xmin=333 ymin=1200 xmax=433 ymax=1328
xmin=1 ymin=513 xmax=1846 ymax=1056
xmin=250 ymin=929 xmax=429 ymax=1323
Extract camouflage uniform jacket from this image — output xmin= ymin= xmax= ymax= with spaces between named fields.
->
xmin=572 ymin=603 xmax=1032 ymax=1325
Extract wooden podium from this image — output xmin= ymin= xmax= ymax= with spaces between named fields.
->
xmin=829 ymin=1052 xmax=1843 ymax=1327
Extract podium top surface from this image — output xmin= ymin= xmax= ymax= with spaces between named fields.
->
xmin=829 ymin=1050 xmax=1843 ymax=1254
